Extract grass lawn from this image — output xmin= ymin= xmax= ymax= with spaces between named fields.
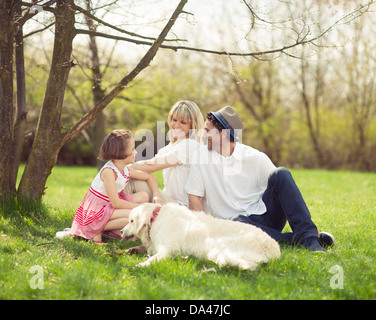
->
xmin=0 ymin=166 xmax=375 ymax=300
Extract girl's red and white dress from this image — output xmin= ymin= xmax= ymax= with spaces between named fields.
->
xmin=70 ymin=161 xmax=133 ymax=240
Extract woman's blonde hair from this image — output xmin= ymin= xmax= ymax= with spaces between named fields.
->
xmin=98 ymin=129 xmax=133 ymax=161
xmin=167 ymin=100 xmax=204 ymax=142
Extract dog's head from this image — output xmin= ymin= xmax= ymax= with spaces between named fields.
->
xmin=121 ymin=203 xmax=162 ymax=242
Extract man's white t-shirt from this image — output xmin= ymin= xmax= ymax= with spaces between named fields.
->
xmin=155 ymin=139 xmax=200 ymax=206
xmin=184 ymin=143 xmax=277 ymax=219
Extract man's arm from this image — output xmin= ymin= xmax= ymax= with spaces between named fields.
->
xmin=188 ymin=194 xmax=204 ymax=212
xmin=185 ymin=147 xmax=206 ymax=212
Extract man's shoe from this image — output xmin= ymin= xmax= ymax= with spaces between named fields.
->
xmin=302 ymin=236 xmax=326 ymax=253
xmin=319 ymin=231 xmax=335 ymax=248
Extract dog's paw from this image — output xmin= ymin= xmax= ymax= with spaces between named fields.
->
xmin=126 ymin=245 xmax=147 ymax=255
xmin=136 ymin=260 xmax=151 ymax=267
xmin=126 ymin=248 xmax=138 ymax=255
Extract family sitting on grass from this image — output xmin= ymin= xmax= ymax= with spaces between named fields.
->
xmin=69 ymin=100 xmax=335 ymax=252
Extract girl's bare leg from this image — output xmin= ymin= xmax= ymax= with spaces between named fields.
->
xmin=92 ymin=233 xmax=103 ymax=243
xmin=97 ymin=193 xmax=148 ymax=241
xmin=93 ymin=206 xmax=134 ymax=243
xmin=103 ymin=208 xmax=131 ymax=236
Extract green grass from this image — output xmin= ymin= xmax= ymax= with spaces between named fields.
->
xmin=1 ymin=167 xmax=375 ymax=299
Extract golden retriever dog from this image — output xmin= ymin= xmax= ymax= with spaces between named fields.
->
xmin=121 ymin=202 xmax=280 ymax=270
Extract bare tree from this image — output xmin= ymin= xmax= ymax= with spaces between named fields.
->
xmin=0 ymin=0 xmax=15 ymax=197
xmin=84 ymin=0 xmax=107 ymax=169
xmin=298 ymin=44 xmax=327 ymax=167
xmin=288 ymin=0 xmax=329 ymax=168
xmin=231 ymin=61 xmax=285 ymax=164
xmin=341 ymin=14 xmax=376 ymax=170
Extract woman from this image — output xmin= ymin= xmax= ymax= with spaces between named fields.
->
xmin=127 ymin=100 xmax=204 ymax=206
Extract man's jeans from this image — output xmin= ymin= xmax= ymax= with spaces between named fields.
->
xmin=232 ymin=168 xmax=319 ymax=245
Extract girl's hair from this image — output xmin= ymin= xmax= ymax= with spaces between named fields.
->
xmin=98 ymin=129 xmax=133 ymax=161
xmin=167 ymin=100 xmax=204 ymax=142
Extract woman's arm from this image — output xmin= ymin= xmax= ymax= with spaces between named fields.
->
xmin=131 ymin=154 xmax=181 ymax=174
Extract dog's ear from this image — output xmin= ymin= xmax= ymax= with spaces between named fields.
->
xmin=135 ymin=203 xmax=160 ymax=234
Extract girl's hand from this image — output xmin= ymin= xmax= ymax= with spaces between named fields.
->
xmin=152 ymin=196 xmax=163 ymax=204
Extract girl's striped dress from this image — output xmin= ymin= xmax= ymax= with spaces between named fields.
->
xmin=70 ymin=161 xmax=132 ymax=240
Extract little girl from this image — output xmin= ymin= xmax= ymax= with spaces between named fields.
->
xmin=70 ymin=129 xmax=162 ymax=243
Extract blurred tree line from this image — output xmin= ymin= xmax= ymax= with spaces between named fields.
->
xmin=22 ymin=11 xmax=376 ymax=172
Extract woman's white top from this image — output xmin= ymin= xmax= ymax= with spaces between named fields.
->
xmin=155 ymin=139 xmax=200 ymax=206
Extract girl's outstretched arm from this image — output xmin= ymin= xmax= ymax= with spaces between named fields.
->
xmin=128 ymin=167 xmax=162 ymax=204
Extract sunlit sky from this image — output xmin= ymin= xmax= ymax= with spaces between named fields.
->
xmin=23 ymin=0 xmax=368 ymax=66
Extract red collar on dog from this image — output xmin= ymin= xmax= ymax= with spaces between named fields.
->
xmin=150 ymin=206 xmax=161 ymax=224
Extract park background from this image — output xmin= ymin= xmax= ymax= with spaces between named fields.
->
xmin=13 ymin=0 xmax=376 ymax=171
xmin=1 ymin=0 xmax=375 ymax=300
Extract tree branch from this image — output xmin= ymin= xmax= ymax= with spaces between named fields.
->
xmin=74 ymin=3 xmax=187 ymax=43
xmin=62 ymin=0 xmax=188 ymax=144
xmin=75 ymin=1 xmax=374 ymax=59
xmin=19 ymin=0 xmax=57 ymax=25
xmin=24 ymin=22 xmax=55 ymax=38
xmin=73 ymin=28 xmax=325 ymax=58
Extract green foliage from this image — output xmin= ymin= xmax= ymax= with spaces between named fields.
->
xmin=23 ymin=45 xmax=376 ymax=171
xmin=1 ymin=166 xmax=375 ymax=299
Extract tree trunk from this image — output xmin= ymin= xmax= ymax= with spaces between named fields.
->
xmin=11 ymin=0 xmax=28 ymax=191
xmin=0 ymin=1 xmax=15 ymax=197
xmin=18 ymin=0 xmax=76 ymax=200
xmin=85 ymin=0 xmax=106 ymax=169
xmin=300 ymin=51 xmax=325 ymax=168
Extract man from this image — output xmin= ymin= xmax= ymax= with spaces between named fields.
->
xmin=185 ymin=106 xmax=335 ymax=252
